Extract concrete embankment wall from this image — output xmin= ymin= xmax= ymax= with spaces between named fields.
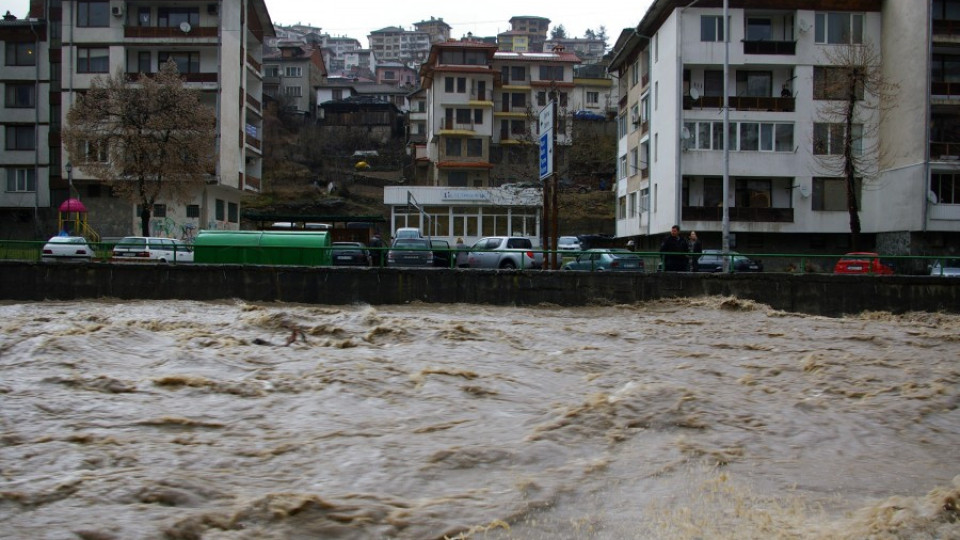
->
xmin=2 ymin=261 xmax=957 ymax=317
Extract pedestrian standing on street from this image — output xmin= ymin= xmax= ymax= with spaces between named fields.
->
xmin=688 ymin=231 xmax=702 ymax=272
xmin=369 ymin=231 xmax=384 ymax=267
xmin=455 ymin=237 xmax=469 ymax=268
xmin=660 ymin=225 xmax=688 ymax=272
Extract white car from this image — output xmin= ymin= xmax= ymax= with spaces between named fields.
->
xmin=112 ymin=236 xmax=194 ymax=263
xmin=557 ymin=236 xmax=582 ymax=251
xmin=41 ymin=235 xmax=94 ymax=262
xmin=929 ymin=259 xmax=960 ymax=277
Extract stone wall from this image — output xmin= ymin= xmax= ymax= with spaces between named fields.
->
xmin=3 ymin=261 xmax=958 ymax=317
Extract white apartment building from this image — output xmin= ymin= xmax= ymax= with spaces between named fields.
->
xmin=609 ymin=0 xmax=959 ymax=261
xmin=1 ymin=0 xmax=274 ymax=239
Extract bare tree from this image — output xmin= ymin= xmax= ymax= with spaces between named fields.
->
xmin=813 ymin=43 xmax=898 ymax=251
xmin=63 ymin=60 xmax=216 ymax=236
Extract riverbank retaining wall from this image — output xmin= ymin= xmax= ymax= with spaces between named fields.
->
xmin=2 ymin=261 xmax=957 ymax=317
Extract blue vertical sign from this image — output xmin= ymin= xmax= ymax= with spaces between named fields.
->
xmin=538 ymin=102 xmax=554 ymax=180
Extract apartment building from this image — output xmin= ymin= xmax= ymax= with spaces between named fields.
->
xmin=497 ymin=16 xmax=550 ymax=53
xmin=1 ymin=0 xmax=274 ymax=239
xmin=367 ymin=26 xmax=431 ymax=66
xmin=545 ymin=36 xmax=608 ymax=64
xmin=263 ymin=41 xmax=327 ymax=117
xmin=607 ymin=0 xmax=940 ymax=261
xmin=413 ymin=17 xmax=451 ymax=44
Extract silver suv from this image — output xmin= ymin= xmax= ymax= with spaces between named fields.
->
xmin=466 ymin=236 xmax=542 ymax=269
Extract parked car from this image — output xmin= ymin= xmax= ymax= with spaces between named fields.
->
xmin=430 ymin=239 xmax=452 ymax=268
xmin=562 ymin=248 xmax=645 ymax=272
xmin=330 ymin=241 xmax=370 ymax=266
xmin=557 ymin=236 xmax=582 ymax=251
xmin=466 ymin=236 xmax=542 ymax=269
xmin=386 ymin=238 xmax=434 ymax=267
xmin=694 ymin=250 xmax=763 ymax=273
xmin=929 ymin=258 xmax=960 ymax=277
xmin=834 ymin=252 xmax=894 ymax=275
xmin=112 ymin=236 xmax=193 ymax=263
xmin=41 ymin=235 xmax=94 ymax=263
xmin=394 ymin=227 xmax=423 ymax=239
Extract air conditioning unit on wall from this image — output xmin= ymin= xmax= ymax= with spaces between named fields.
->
xmin=111 ymin=5 xmax=123 ymax=17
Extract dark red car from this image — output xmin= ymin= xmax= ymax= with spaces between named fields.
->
xmin=834 ymin=252 xmax=894 ymax=275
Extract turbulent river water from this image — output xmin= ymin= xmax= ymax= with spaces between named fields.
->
xmin=1 ymin=297 xmax=958 ymax=540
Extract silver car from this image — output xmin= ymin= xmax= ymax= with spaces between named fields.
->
xmin=466 ymin=236 xmax=541 ymax=269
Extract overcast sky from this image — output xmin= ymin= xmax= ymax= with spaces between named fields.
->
xmin=6 ymin=0 xmax=655 ymax=45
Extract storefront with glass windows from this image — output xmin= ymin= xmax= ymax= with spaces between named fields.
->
xmin=383 ymin=186 xmax=542 ymax=245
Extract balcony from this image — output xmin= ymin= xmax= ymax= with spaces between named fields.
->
xmin=932 ymin=81 xmax=960 ymax=98
xmin=684 ymin=95 xmax=795 ymax=112
xmin=682 ymin=205 xmax=794 ymax=223
xmin=246 ymin=93 xmax=262 ymax=112
xmin=931 ymin=141 xmax=960 ymax=160
xmin=742 ymin=40 xmax=796 ymax=55
xmin=440 ymin=119 xmax=478 ymax=132
xmin=124 ymin=25 xmax=217 ymax=39
xmin=126 ymin=72 xmax=218 ymax=84
xmin=933 ymin=19 xmax=960 ymax=37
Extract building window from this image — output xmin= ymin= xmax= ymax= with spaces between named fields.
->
xmin=815 ymin=12 xmax=864 ymax=45
xmin=158 ymin=7 xmax=200 ymax=28
xmin=82 ymin=139 xmax=108 ymax=162
xmin=448 ymin=171 xmax=468 ymax=187
xmin=813 ymin=123 xmax=862 ymax=155
xmin=264 ymin=65 xmax=279 ymax=77
xmin=618 ymin=195 xmax=626 ymax=219
xmin=153 ymin=204 xmax=167 ymax=218
xmin=383 ymin=70 xmax=396 ymax=80
xmin=6 ymin=168 xmax=36 ymax=192
xmin=813 ymin=67 xmax=865 ymax=100
xmin=215 ymin=199 xmax=225 ymax=220
xmin=746 ymin=18 xmax=772 ymax=41
xmin=628 ymin=192 xmax=637 ymax=217
xmin=735 ymin=179 xmax=772 ymax=208
xmin=445 ymin=138 xmax=462 ymax=157
xmin=138 ymin=51 xmax=152 ymax=73
xmin=586 ymin=91 xmax=599 ymax=105
xmin=5 ymin=83 xmax=35 ymax=108
xmin=736 ymin=71 xmax=772 ymax=97
xmin=701 ymin=15 xmax=724 ymax=42
xmin=284 ymin=86 xmax=302 ymax=97
xmin=640 ymin=188 xmax=650 ymax=212
xmin=4 ymin=125 xmax=35 ymax=151
xmin=467 ymin=139 xmax=483 ymax=157
xmin=186 ymin=204 xmax=200 ymax=218
xmin=138 ymin=7 xmax=151 ymax=26
xmin=5 ymin=42 xmax=37 ymax=66
xmin=510 ymin=93 xmax=526 ymax=109
xmin=77 ymin=0 xmax=110 ymax=27
xmin=538 ymin=65 xmax=564 ymax=81
xmin=931 ymin=172 xmax=959 ymax=204
xmin=332 ymin=89 xmax=343 ymax=100
xmin=703 ymin=70 xmax=724 ymax=97
xmin=473 ymin=109 xmax=483 ymax=124
xmin=284 ymin=66 xmax=303 ymax=77
xmin=456 ymin=108 xmax=471 ymax=123
xmin=78 ymin=47 xmax=109 ymax=73
xmin=228 ymin=202 xmax=239 ymax=223
xmin=630 ymin=61 xmax=639 ymax=87
xmin=813 ymin=177 xmax=861 ymax=211
xmin=159 ymin=51 xmax=199 ymax=73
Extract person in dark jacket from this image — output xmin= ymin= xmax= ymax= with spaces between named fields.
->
xmin=660 ymin=225 xmax=688 ymax=272
xmin=688 ymin=231 xmax=703 ymax=271
xmin=368 ymin=232 xmax=384 ymax=267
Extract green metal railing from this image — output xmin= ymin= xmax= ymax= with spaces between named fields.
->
xmin=3 ymin=239 xmax=957 ymax=276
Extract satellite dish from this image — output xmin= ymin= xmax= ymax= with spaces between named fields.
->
xmin=179 ymin=21 xmax=192 ymax=33
xmin=799 ymin=185 xmax=810 ymax=198
xmin=798 ymin=19 xmax=811 ymax=33
xmin=680 ymin=126 xmax=691 ymax=140
xmin=927 ymin=190 xmax=939 ymax=204
xmin=689 ymin=87 xmax=701 ymax=100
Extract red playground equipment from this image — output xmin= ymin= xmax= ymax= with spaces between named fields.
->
xmin=57 ymin=198 xmax=99 ymax=242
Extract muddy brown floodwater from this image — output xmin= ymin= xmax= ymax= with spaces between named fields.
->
xmin=1 ymin=297 xmax=958 ymax=540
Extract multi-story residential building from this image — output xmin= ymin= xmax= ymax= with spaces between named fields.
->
xmin=321 ymin=36 xmax=362 ymax=75
xmin=545 ymin=36 xmax=608 ymax=63
xmin=880 ymin=1 xmax=960 ymax=257
xmin=375 ymin=62 xmax=418 ymax=87
xmin=263 ymin=41 xmax=327 ymax=117
xmin=497 ymin=16 xmax=550 ymax=53
xmin=413 ymin=17 xmax=451 ymax=44
xmin=1 ymin=0 xmax=274 ymax=239
xmin=368 ymin=26 xmax=431 ymax=66
xmin=571 ymin=64 xmax=616 ymax=118
xmin=383 ymin=39 xmax=590 ymax=244
xmin=607 ymin=0 xmax=939 ymax=262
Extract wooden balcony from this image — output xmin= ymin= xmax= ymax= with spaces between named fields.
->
xmin=246 ymin=54 xmax=261 ymax=72
xmin=682 ymin=205 xmax=794 ymax=223
xmin=684 ymin=95 xmax=795 ymax=112
xmin=246 ymin=93 xmax=261 ymax=112
xmin=742 ymin=40 xmax=796 ymax=55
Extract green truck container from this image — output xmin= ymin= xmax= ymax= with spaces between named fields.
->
xmin=193 ymin=230 xmax=332 ymax=266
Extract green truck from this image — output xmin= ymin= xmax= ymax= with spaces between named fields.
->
xmin=193 ymin=230 xmax=332 ymax=266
